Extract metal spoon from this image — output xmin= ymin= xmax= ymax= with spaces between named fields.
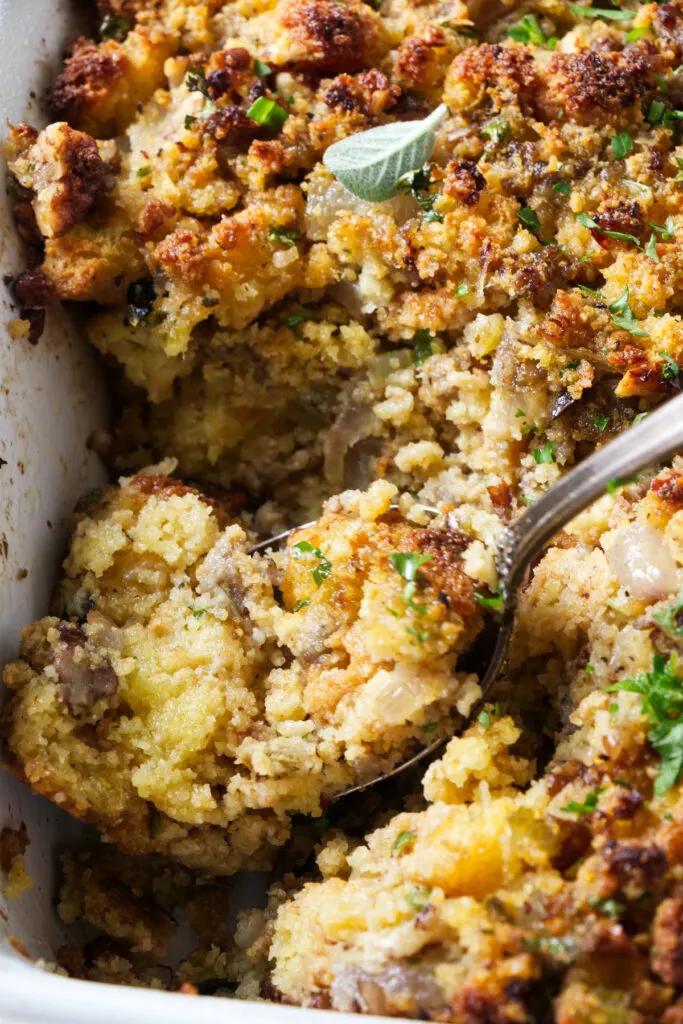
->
xmin=251 ymin=390 xmax=683 ymax=796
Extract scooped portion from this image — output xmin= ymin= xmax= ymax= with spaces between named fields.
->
xmin=248 ymin=463 xmax=683 ymax=1020
xmin=2 ymin=470 xmax=484 ymax=874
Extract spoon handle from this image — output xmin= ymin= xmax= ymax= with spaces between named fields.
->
xmin=499 ymin=390 xmax=683 ymax=602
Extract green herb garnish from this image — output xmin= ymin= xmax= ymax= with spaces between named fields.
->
xmin=392 ymin=830 xmax=417 ymax=855
xmin=398 ymin=165 xmax=443 ymax=223
xmin=508 ymin=14 xmax=556 ymax=47
xmin=561 ymin=790 xmax=601 ymax=816
xmin=323 ymin=104 xmax=447 ymax=202
xmin=568 ymin=3 xmax=633 ymax=18
xmin=247 ymin=96 xmax=289 ymax=130
xmin=609 ymin=287 xmax=649 ymax=337
xmin=612 ymin=132 xmax=633 ymax=160
xmin=405 ymin=885 xmax=431 ymax=911
xmin=292 ymin=540 xmax=332 ymax=586
xmin=660 ymin=351 xmax=680 ymax=380
xmin=413 ymin=329 xmax=436 ymax=366
xmin=610 ymin=654 xmax=683 ymax=796
xmin=269 ymin=226 xmax=299 ymax=247
xmin=533 ymin=441 xmax=555 ymax=464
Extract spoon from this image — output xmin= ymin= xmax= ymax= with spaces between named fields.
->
xmin=251 ymin=390 xmax=683 ymax=796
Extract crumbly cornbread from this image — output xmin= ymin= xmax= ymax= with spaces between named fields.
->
xmin=11 ymin=0 xmax=683 ymax=521
xmin=251 ymin=462 xmax=683 ymax=1021
xmin=2 ymin=470 xmax=483 ymax=874
xmin=9 ymin=0 xmax=683 ymax=1014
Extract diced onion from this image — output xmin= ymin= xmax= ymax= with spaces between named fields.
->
xmin=606 ymin=522 xmax=678 ymax=602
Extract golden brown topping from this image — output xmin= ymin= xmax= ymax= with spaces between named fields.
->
xmin=394 ymin=26 xmax=449 ymax=92
xmin=50 ymin=36 xmax=128 ymax=127
xmin=280 ymin=0 xmax=387 ymax=74
xmin=24 ymin=123 xmax=107 ymax=239
xmin=443 ymin=160 xmax=486 ymax=207
xmin=134 ymin=199 xmax=177 ymax=240
xmin=651 ymin=468 xmax=683 ymax=510
xmin=323 ymin=69 xmax=401 ymax=116
xmin=652 ymin=895 xmax=683 ymax=985
xmin=540 ymin=46 xmax=661 ymax=125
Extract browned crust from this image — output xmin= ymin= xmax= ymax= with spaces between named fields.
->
xmin=49 ymin=36 xmax=128 ymax=127
xmin=280 ymin=0 xmax=385 ymax=74
xmin=652 ymin=894 xmax=683 ymax=984
xmin=540 ymin=44 xmax=661 ymax=125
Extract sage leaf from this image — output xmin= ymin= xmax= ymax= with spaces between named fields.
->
xmin=323 ymin=104 xmax=449 ymax=202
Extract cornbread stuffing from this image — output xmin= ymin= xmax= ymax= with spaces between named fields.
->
xmin=8 ymin=0 xmax=683 ymax=1018
xmin=3 ymin=470 xmax=482 ymax=874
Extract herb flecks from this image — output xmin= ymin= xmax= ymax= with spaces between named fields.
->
xmin=608 ymin=287 xmax=649 ymax=337
xmin=610 ymin=654 xmax=683 ymax=796
xmin=398 ymin=165 xmax=443 ymax=223
xmin=292 ymin=540 xmax=332 ymax=586
xmin=392 ymin=830 xmax=417 ymax=855
xmin=247 ymin=96 xmax=289 ymax=130
xmin=390 ymin=551 xmax=433 ymax=616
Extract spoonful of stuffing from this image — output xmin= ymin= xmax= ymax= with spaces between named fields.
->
xmin=252 ymin=389 xmax=683 ymax=798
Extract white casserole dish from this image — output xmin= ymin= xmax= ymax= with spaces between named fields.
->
xmin=0 ymin=4 xmax=342 ymax=1021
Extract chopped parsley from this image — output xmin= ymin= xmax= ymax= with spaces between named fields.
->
xmin=612 ymin=131 xmax=633 ymax=160
xmin=292 ymin=540 xmax=332 ymax=586
xmin=268 ymin=226 xmax=299 ymax=247
xmin=186 ymin=65 xmax=212 ymax=100
xmin=390 ymin=551 xmax=433 ymax=582
xmin=480 ymin=117 xmax=510 ymax=145
xmin=609 ymin=287 xmax=649 ymax=337
xmin=455 ymin=282 xmax=469 ymax=296
xmin=553 ymin=180 xmax=571 ymax=195
xmin=100 ymin=12 xmax=131 ymax=40
xmin=646 ymin=233 xmax=660 ymax=262
xmin=405 ymin=885 xmax=431 ymax=911
xmin=392 ymin=830 xmax=417 ymax=855
xmin=407 ymin=625 xmax=430 ymax=645
xmin=610 ymin=654 xmax=683 ymax=796
xmin=247 ymin=96 xmax=289 ymax=130
xmin=561 ymin=789 xmax=601 ymax=816
xmin=475 ymin=591 xmax=504 ymax=611
xmin=653 ymin=587 xmax=683 ymax=637
xmin=253 ymin=59 xmax=272 ymax=77
xmin=626 ymin=26 xmax=651 ymax=42
xmin=632 ymin=411 xmax=649 ymax=427
xmin=184 ymin=114 xmax=197 ymax=130
xmin=477 ymin=709 xmax=492 ymax=729
xmin=518 ymin=206 xmax=541 ymax=231
xmin=647 ymin=99 xmax=666 ymax=125
xmin=533 ymin=441 xmax=555 ymax=464
xmin=398 ymin=165 xmax=443 ymax=223
xmin=594 ymin=413 xmax=609 ymax=431
xmin=606 ymin=475 xmax=636 ymax=494
xmin=650 ymin=216 xmax=676 ymax=241
xmin=568 ymin=3 xmax=633 ymax=19
xmin=283 ymin=311 xmax=309 ymax=339
xmin=413 ymin=329 xmax=436 ymax=367
xmin=577 ymin=211 xmax=642 ymax=251
xmin=590 ymin=896 xmax=627 ymax=917
xmin=136 ymin=165 xmax=151 ymax=178
xmin=189 ymin=606 xmax=207 ymax=618
xmin=508 ymin=13 xmax=556 ymax=47
xmin=390 ymin=551 xmax=433 ymax=615
xmin=293 ymin=599 xmax=310 ymax=612
xmin=660 ymin=351 xmax=680 ymax=380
